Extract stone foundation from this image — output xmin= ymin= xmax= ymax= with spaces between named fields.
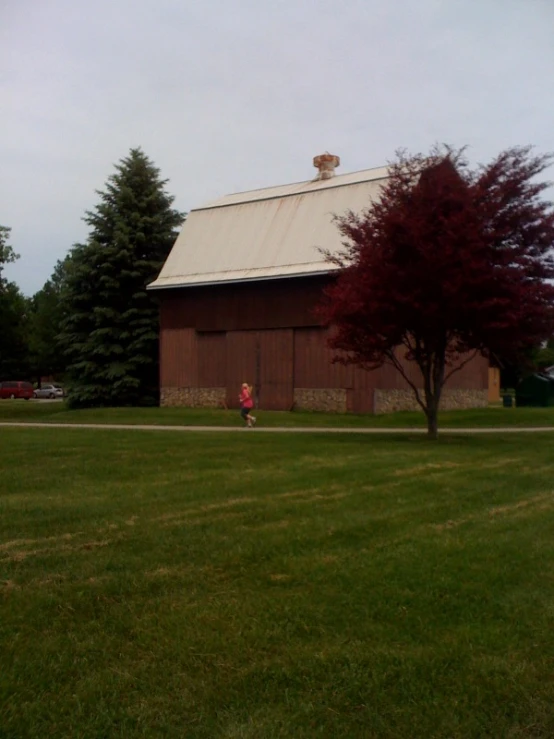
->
xmin=161 ymin=385 xmax=488 ymax=414
xmin=293 ymin=388 xmax=347 ymax=413
xmin=373 ymin=388 xmax=489 ymax=415
xmin=161 ymin=387 xmax=226 ymax=408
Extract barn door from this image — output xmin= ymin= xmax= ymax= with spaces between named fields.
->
xmin=226 ymin=329 xmax=294 ymax=410
xmin=258 ymin=329 xmax=294 ymax=410
xmin=226 ymin=331 xmax=258 ymax=408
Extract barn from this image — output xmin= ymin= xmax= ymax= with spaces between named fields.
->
xmin=147 ymin=155 xmax=489 ymax=413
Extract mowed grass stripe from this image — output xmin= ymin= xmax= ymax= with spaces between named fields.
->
xmin=1 ymin=428 xmax=554 ymax=738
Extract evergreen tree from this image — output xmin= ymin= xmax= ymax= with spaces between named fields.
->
xmin=58 ymin=149 xmax=184 ymax=407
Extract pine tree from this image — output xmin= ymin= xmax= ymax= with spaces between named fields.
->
xmin=59 ymin=149 xmax=185 ymax=407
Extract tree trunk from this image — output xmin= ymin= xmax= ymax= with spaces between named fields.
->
xmin=422 ymin=351 xmax=445 ymax=440
xmin=426 ymin=404 xmax=439 ymax=440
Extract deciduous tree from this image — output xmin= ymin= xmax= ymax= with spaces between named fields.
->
xmin=0 ymin=225 xmax=18 ymax=278
xmin=28 ymin=257 xmax=72 ymax=383
xmin=319 ymin=146 xmax=554 ymax=438
xmin=0 ymin=226 xmax=30 ymax=379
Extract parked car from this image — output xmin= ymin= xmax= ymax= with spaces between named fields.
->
xmin=0 ymin=381 xmax=34 ymax=400
xmin=33 ymin=384 xmax=64 ymax=399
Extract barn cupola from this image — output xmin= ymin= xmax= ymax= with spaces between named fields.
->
xmin=313 ymin=153 xmax=340 ymax=181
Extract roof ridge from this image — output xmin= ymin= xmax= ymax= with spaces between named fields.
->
xmin=220 ymin=164 xmax=388 ymax=200
xmin=194 ymin=165 xmax=388 ymax=212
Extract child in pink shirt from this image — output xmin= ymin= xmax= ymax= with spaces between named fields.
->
xmin=239 ymin=383 xmax=256 ymax=428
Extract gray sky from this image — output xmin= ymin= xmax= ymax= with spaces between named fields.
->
xmin=2 ymin=0 xmax=553 ymax=295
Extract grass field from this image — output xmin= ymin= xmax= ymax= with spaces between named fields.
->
xmin=2 ymin=426 xmax=554 ymax=737
xmin=2 ymin=398 xmax=554 ymax=428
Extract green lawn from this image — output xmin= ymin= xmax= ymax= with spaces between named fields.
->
xmin=1 ymin=427 xmax=554 ymax=737
xmin=1 ymin=398 xmax=554 ymax=428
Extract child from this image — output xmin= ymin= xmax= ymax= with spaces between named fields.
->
xmin=239 ymin=383 xmax=256 ymax=428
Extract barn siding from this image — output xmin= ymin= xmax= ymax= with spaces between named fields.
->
xmin=444 ymin=353 xmax=489 ymax=389
xmin=223 ymin=329 xmax=294 ymax=409
xmin=160 ymin=327 xmax=197 ymax=387
xmin=259 ymin=329 xmax=294 ymax=410
xmin=293 ymin=327 xmax=352 ymax=389
xmin=351 ymin=366 xmax=377 ymax=413
xmin=158 ymin=278 xmax=490 ymax=413
xmin=159 ymin=276 xmax=327 ymax=333
xmin=197 ymin=332 xmax=226 ymax=387
xmin=225 ymin=331 xmax=258 ymax=408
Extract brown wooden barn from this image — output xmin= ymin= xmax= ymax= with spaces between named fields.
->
xmin=148 ymin=155 xmax=489 ymax=413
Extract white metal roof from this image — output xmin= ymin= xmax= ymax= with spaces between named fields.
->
xmin=148 ymin=165 xmax=388 ymax=290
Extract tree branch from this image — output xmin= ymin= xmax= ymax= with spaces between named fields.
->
xmin=443 ymin=349 xmax=480 ymax=384
xmin=384 ymin=350 xmax=427 ymax=412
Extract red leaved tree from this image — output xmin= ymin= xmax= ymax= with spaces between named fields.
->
xmin=319 ymin=146 xmax=554 ymax=438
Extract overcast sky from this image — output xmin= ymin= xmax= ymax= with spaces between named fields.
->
xmin=2 ymin=0 xmax=553 ymax=295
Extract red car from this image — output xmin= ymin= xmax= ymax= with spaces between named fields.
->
xmin=0 ymin=381 xmax=34 ymax=399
